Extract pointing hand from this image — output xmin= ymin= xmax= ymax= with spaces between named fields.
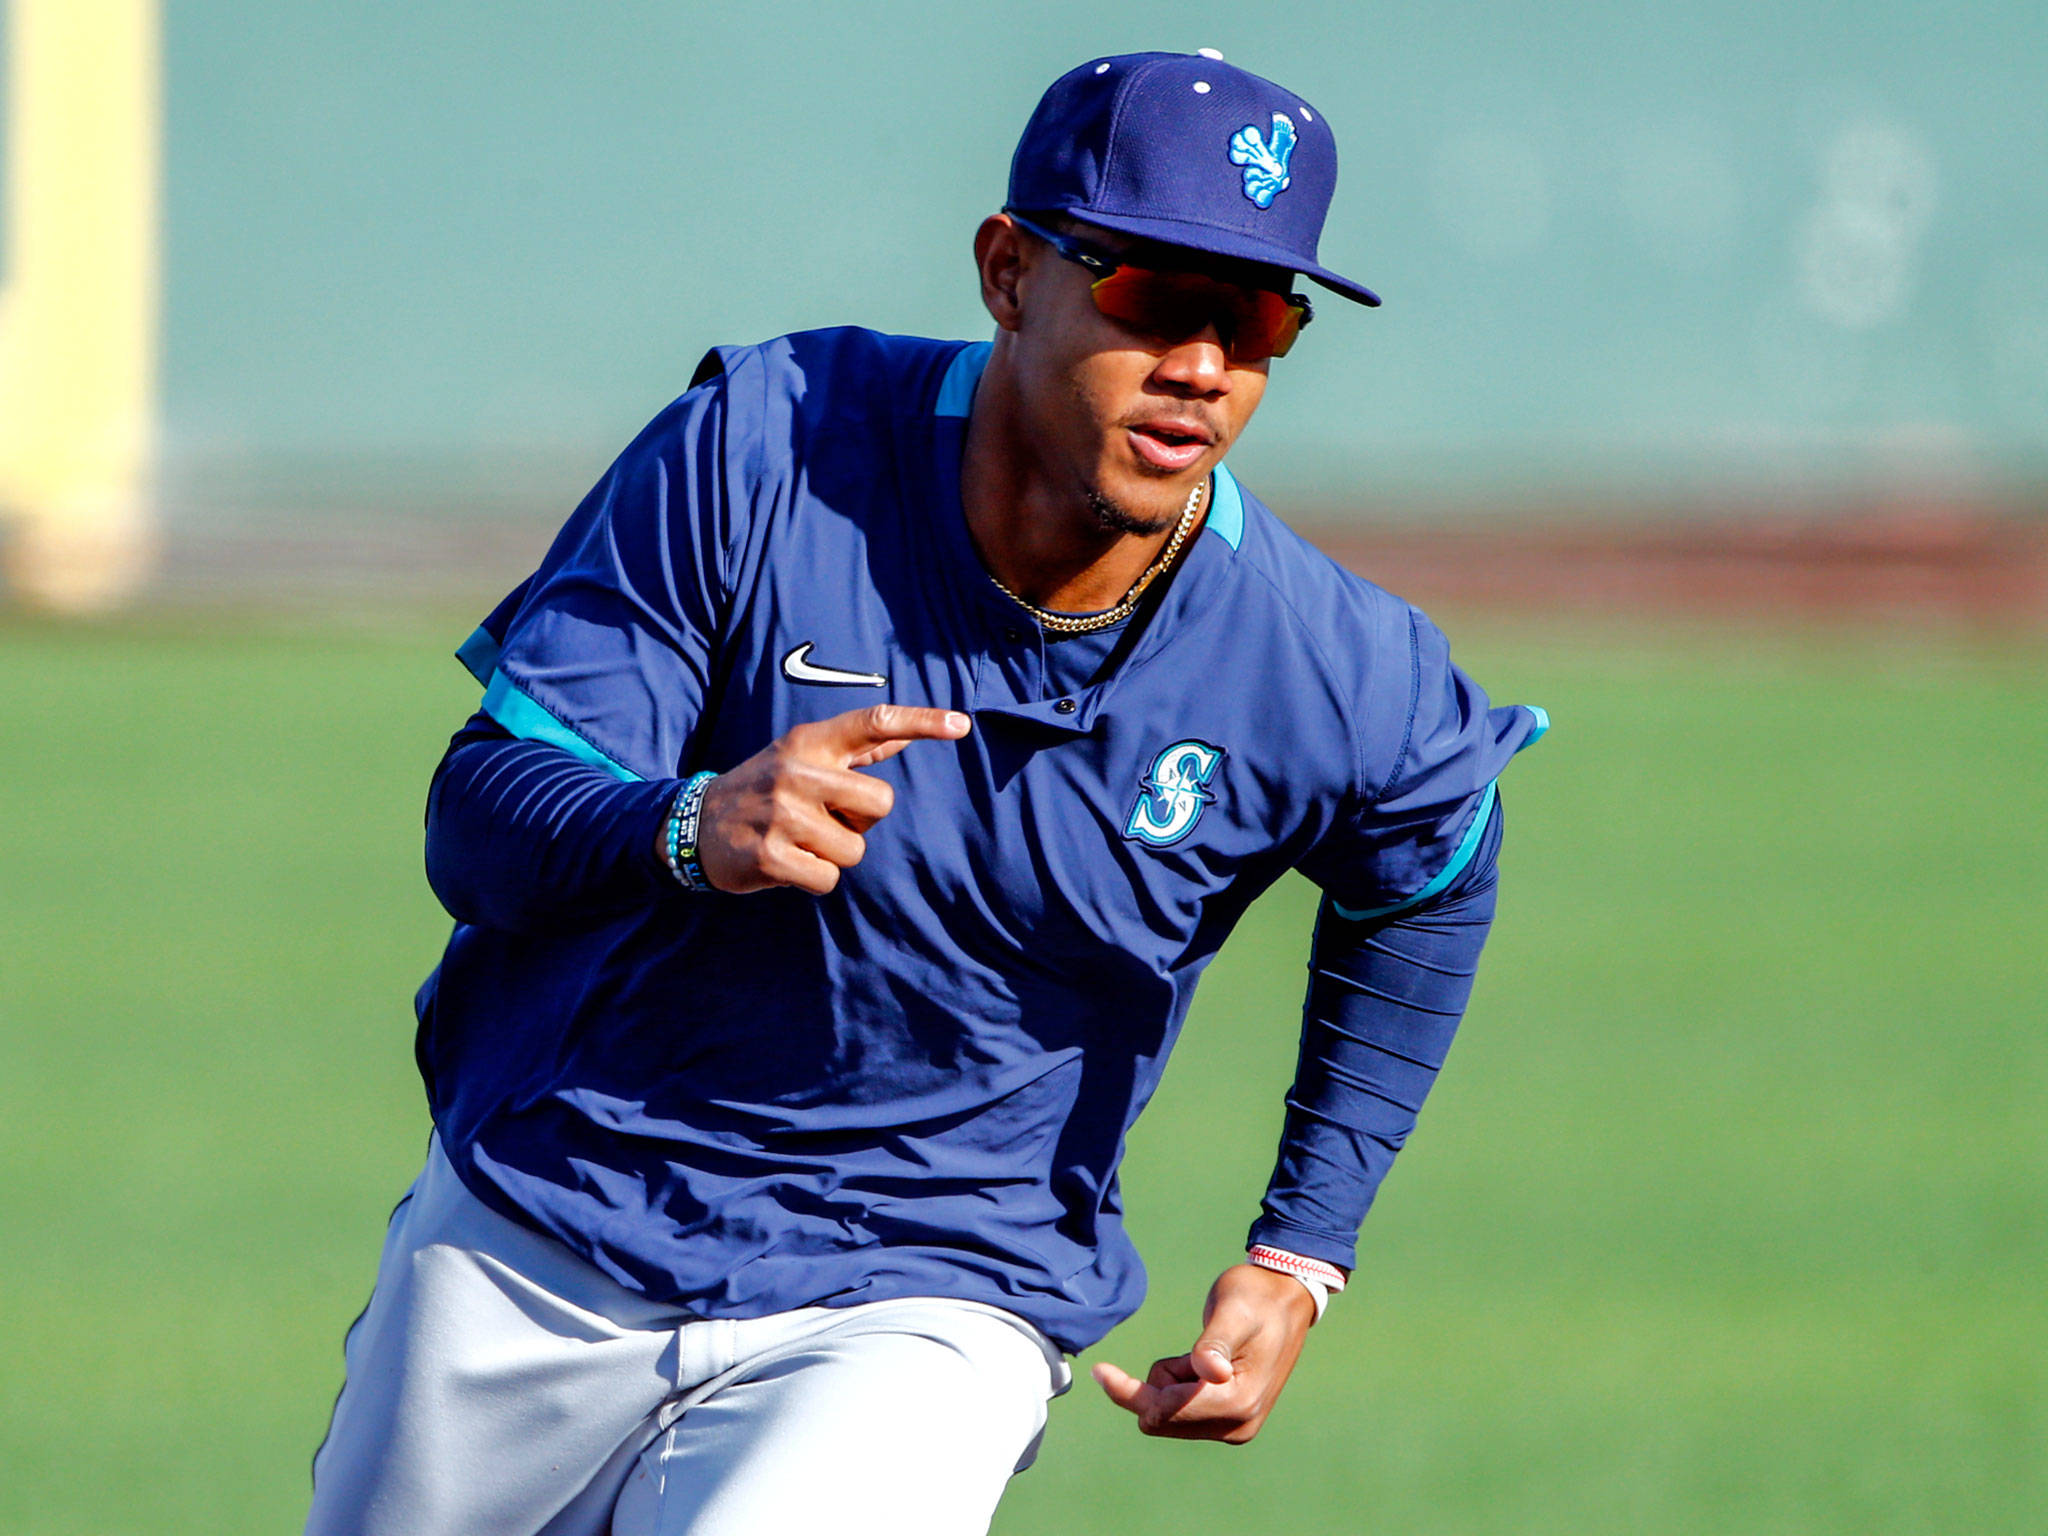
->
xmin=687 ymin=704 xmax=971 ymax=895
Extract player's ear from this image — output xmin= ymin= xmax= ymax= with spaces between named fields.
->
xmin=974 ymin=213 xmax=1027 ymax=332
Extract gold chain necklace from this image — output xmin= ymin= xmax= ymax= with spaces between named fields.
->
xmin=987 ymin=477 xmax=1207 ymax=636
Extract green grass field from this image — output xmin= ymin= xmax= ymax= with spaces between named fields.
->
xmin=2 ymin=615 xmax=2041 ymax=1535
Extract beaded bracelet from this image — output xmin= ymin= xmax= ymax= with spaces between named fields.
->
xmin=660 ymin=771 xmax=718 ymax=892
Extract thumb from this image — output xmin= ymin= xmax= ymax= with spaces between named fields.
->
xmin=1190 ymin=1332 xmax=1237 ymax=1386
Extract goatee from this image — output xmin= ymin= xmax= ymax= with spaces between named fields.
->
xmin=1086 ymin=488 xmax=1182 ymax=538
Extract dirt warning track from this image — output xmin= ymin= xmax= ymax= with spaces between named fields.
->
xmin=1312 ymin=504 xmax=2048 ymax=635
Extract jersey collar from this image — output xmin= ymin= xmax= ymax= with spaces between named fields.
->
xmin=930 ymin=340 xmax=1245 ymax=735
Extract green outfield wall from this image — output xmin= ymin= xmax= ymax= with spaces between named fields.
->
xmin=35 ymin=1 xmax=2048 ymax=516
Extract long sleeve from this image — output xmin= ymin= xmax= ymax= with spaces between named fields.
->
xmin=423 ymin=360 xmax=752 ymax=931
xmin=1248 ymin=797 xmax=1502 ymax=1269
xmin=424 ymin=711 xmax=682 ymax=934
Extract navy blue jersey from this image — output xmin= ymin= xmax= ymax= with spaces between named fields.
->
xmin=416 ymin=327 xmax=1544 ymax=1351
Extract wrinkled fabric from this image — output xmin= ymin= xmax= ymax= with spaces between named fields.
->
xmin=414 ymin=328 xmax=1542 ymax=1351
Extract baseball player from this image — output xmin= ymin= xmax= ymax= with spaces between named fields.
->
xmin=307 ymin=49 xmax=1544 ymax=1536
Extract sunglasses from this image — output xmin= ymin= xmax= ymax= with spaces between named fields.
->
xmin=1005 ymin=210 xmax=1314 ymax=365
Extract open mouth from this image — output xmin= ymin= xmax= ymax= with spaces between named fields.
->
xmin=1126 ymin=422 xmax=1212 ymax=472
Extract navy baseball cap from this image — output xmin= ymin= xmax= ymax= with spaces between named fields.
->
xmin=1008 ymin=50 xmax=1380 ymax=307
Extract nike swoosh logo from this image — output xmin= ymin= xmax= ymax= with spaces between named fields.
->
xmin=780 ymin=642 xmax=887 ymax=688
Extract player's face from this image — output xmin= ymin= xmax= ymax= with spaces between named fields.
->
xmin=990 ymin=216 xmax=1274 ymax=536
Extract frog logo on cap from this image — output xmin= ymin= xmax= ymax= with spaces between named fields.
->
xmin=1229 ymin=113 xmax=1297 ymax=208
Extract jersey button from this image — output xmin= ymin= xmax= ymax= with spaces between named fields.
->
xmin=1003 ymin=627 xmax=1027 ymax=644
xmin=1053 ymin=697 xmax=1077 ymax=714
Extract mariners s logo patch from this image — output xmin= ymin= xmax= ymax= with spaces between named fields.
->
xmin=1126 ymin=740 xmax=1225 ymax=847
xmin=1229 ymin=113 xmax=1296 ymax=208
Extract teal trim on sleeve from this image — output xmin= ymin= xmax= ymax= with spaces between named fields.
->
xmin=455 ymin=625 xmax=501 ymax=685
xmin=1206 ymin=463 xmax=1245 ymax=550
xmin=1524 ymin=704 xmax=1550 ymax=745
xmin=933 ymin=341 xmax=992 ymax=418
xmin=1331 ymin=780 xmax=1497 ymax=922
xmin=481 ymin=670 xmax=642 ymax=782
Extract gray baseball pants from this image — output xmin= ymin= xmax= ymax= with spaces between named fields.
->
xmin=306 ymin=1138 xmax=1071 ymax=1536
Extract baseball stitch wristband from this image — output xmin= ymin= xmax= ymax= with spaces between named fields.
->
xmin=659 ymin=771 xmax=719 ymax=892
xmin=1247 ymin=1244 xmax=1348 ymax=1323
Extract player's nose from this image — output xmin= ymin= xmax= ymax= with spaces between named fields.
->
xmin=1150 ymin=326 xmax=1231 ymax=397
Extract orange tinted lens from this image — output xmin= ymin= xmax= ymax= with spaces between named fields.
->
xmin=1241 ymin=288 xmax=1304 ymax=359
xmin=1089 ymin=267 xmax=1304 ymax=363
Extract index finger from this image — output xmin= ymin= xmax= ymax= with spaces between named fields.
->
xmin=1091 ymin=1361 xmax=1163 ymax=1416
xmin=1091 ymin=1361 xmax=1205 ymax=1431
xmin=788 ymin=704 xmax=972 ymax=768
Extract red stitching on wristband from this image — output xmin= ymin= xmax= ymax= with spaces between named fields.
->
xmin=1248 ymin=1245 xmax=1347 ymax=1292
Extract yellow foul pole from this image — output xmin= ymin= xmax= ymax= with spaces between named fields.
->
xmin=0 ymin=0 xmax=162 ymax=611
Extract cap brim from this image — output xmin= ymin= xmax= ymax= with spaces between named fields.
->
xmin=1054 ymin=207 xmax=1382 ymax=307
